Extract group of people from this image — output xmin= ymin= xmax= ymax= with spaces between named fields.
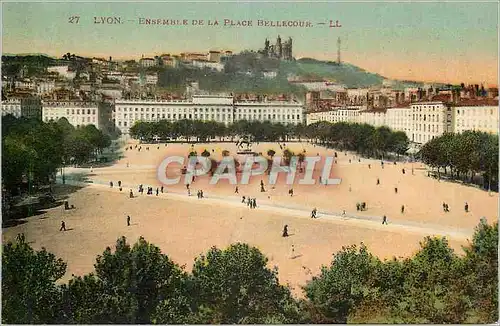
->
xmin=241 ymin=196 xmax=257 ymax=209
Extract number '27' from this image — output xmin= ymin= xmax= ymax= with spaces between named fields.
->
xmin=68 ymin=16 xmax=80 ymax=24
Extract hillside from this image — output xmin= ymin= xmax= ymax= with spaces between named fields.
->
xmin=283 ymin=57 xmax=385 ymax=88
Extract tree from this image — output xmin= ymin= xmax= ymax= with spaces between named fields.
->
xmin=190 ymin=243 xmax=301 ymax=324
xmin=393 ymin=236 xmax=467 ymax=323
xmin=62 ymin=237 xmax=192 ymax=324
xmin=2 ymin=239 xmax=67 ymax=324
xmin=303 ymin=244 xmax=381 ymax=323
xmin=461 ymin=220 xmax=498 ymax=322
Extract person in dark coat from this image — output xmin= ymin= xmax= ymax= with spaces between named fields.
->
xmin=382 ymin=215 xmax=388 ymax=225
xmin=60 ymin=221 xmax=67 ymax=231
xmin=282 ymin=225 xmax=289 ymax=237
xmin=127 ymin=215 xmax=131 ymax=226
xmin=464 ymin=202 xmax=469 ymax=213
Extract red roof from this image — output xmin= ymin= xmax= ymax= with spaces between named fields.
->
xmin=454 ymin=98 xmax=499 ymax=107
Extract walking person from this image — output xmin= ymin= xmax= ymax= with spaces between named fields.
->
xmin=401 ymin=205 xmax=405 ymax=214
xmin=235 ymin=186 xmax=239 ymax=194
xmin=110 ymin=181 xmax=113 ymax=188
xmin=382 ymin=215 xmax=388 ymax=225
xmin=464 ymin=202 xmax=469 ymax=213
xmin=129 ymin=189 xmax=134 ymax=198
xmin=60 ymin=221 xmax=67 ymax=231
xmin=377 ymin=178 xmax=380 ymax=185
xmin=394 ymin=187 xmax=398 ymax=194
xmin=127 ymin=215 xmax=131 ymax=226
xmin=161 ymin=186 xmax=164 ymax=193
xmin=118 ymin=180 xmax=122 ymax=187
xmin=242 ymin=196 xmax=246 ymax=203
xmin=282 ymin=225 xmax=289 ymax=237
xmin=200 ymin=190 xmax=204 ymax=198
xmin=156 ymin=188 xmax=159 ymax=196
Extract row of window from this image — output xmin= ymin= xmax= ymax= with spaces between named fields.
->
xmin=45 ymin=116 xmax=96 ymax=123
xmin=414 ymin=124 xmax=441 ymax=133
xmin=456 ymin=119 xmax=497 ymax=128
xmin=116 ymin=107 xmax=301 ymax=114
xmin=412 ymin=114 xmax=441 ymax=122
xmin=412 ymin=105 xmax=442 ymax=111
xmin=413 ymin=134 xmax=436 ymax=143
xmin=456 ymin=109 xmax=495 ymax=115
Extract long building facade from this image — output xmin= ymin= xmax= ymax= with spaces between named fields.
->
xmin=306 ymin=99 xmax=498 ymax=145
xmin=114 ymin=95 xmax=304 ymax=135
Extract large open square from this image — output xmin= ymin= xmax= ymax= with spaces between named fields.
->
xmin=3 ymin=140 xmax=497 ymax=295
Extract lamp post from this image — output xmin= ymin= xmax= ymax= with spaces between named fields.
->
xmin=62 ymin=160 xmax=66 ymax=185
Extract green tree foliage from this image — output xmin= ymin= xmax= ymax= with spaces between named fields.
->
xmin=2 ymin=222 xmax=497 ymax=324
xmin=62 ymin=236 xmax=192 ymax=324
xmin=420 ymin=131 xmax=498 ymax=188
xmin=461 ymin=220 xmax=498 ymax=322
xmin=303 ymin=244 xmax=381 ymax=323
xmin=2 ymin=239 xmax=67 ymax=324
xmin=190 ymin=243 xmax=301 ymax=324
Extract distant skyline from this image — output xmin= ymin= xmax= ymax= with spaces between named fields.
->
xmin=2 ymin=1 xmax=498 ymax=86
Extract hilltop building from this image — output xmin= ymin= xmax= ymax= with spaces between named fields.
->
xmin=261 ymin=36 xmax=293 ymax=61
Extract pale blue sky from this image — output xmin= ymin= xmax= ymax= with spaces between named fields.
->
xmin=2 ymin=1 xmax=498 ymax=84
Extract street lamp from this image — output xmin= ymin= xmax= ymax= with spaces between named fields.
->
xmin=62 ymin=160 xmax=66 ymax=185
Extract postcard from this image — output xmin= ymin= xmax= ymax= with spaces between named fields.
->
xmin=2 ymin=1 xmax=498 ymax=324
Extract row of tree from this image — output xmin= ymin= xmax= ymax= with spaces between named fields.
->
xmin=3 ymin=220 xmax=497 ymax=324
xmin=419 ymin=131 xmax=499 ymax=190
xmin=130 ymin=120 xmax=410 ymax=159
xmin=2 ymin=115 xmax=111 ymax=197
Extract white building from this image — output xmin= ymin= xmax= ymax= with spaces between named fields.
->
xmin=192 ymin=60 xmax=225 ymax=72
xmin=410 ymin=101 xmax=452 ymax=144
xmin=2 ymin=99 xmax=22 ymax=117
xmin=42 ymin=101 xmax=99 ymax=127
xmin=139 ymin=58 xmax=156 ymax=67
xmin=47 ymin=66 xmax=76 ymax=80
xmin=14 ymin=79 xmax=36 ymax=90
xmin=36 ymin=80 xmax=56 ymax=95
xmin=234 ymin=100 xmax=303 ymax=125
xmin=2 ymin=97 xmax=42 ymax=119
xmin=358 ymin=108 xmax=387 ymax=127
xmin=263 ymin=71 xmax=278 ymax=79
xmin=452 ymin=99 xmax=499 ymax=135
xmin=305 ymin=106 xmax=362 ymax=125
xmin=114 ymin=95 xmax=304 ymax=135
xmin=145 ymin=74 xmax=158 ymax=85
xmin=385 ymin=106 xmax=412 ymax=138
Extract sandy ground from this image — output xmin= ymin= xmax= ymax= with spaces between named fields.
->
xmin=3 ymin=140 xmax=498 ymax=295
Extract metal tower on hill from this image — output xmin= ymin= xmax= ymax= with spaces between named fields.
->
xmin=337 ymin=37 xmax=341 ymax=65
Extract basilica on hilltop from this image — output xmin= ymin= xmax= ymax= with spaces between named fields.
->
xmin=260 ymin=35 xmax=293 ymax=61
